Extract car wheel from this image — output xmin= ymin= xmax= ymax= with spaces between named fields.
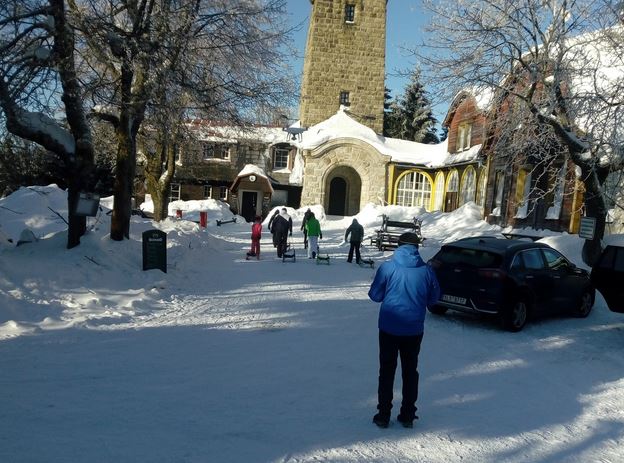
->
xmin=501 ymin=298 xmax=528 ymax=332
xmin=428 ymin=305 xmax=448 ymax=315
xmin=575 ymin=288 xmax=594 ymax=318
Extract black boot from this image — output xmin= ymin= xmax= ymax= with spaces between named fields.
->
xmin=372 ymin=413 xmax=390 ymax=428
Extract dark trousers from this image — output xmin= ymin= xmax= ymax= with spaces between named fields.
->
xmin=347 ymin=241 xmax=361 ymax=263
xmin=302 ymin=230 xmax=308 ymax=249
xmin=276 ymin=236 xmax=287 ymax=257
xmin=377 ymin=330 xmax=424 ymax=419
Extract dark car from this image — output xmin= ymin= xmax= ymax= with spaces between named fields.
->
xmin=591 ymin=245 xmax=624 ymax=313
xmin=429 ymin=237 xmax=595 ymax=332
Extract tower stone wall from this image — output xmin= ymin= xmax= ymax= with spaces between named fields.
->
xmin=299 ymin=0 xmax=387 ymax=134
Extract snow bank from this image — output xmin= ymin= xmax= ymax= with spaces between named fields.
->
xmin=0 ymin=185 xmax=69 ymax=243
xmin=140 ymin=195 xmax=242 ymax=225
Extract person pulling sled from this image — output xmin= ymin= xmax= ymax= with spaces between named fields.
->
xmin=246 ymin=215 xmax=262 ymax=260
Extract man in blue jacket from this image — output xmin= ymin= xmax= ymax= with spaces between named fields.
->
xmin=368 ymin=232 xmax=440 ymax=428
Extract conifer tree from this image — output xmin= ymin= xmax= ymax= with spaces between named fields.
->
xmin=385 ymin=69 xmax=439 ymax=143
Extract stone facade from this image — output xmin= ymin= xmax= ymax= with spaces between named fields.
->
xmin=300 ymin=138 xmax=389 ymax=215
xmin=299 ymin=0 xmax=386 ymax=134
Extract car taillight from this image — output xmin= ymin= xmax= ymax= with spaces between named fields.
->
xmin=478 ymin=268 xmax=506 ymax=279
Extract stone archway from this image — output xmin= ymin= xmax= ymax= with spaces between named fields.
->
xmin=300 ymin=137 xmax=391 ymax=212
xmin=325 ymin=165 xmax=362 ymax=216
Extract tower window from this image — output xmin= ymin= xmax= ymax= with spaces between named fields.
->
xmin=339 ymin=91 xmax=350 ymax=106
xmin=345 ymin=4 xmax=355 ymax=23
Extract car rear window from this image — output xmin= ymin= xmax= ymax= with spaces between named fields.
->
xmin=598 ymin=246 xmax=624 ymax=272
xmin=435 ymin=246 xmax=503 ymax=268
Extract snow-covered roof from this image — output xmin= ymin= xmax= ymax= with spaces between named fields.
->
xmin=236 ymin=164 xmax=269 ymax=180
xmin=564 ymin=28 xmax=624 ymax=140
xmin=449 ymin=86 xmax=495 ymax=113
xmin=296 ymin=108 xmax=477 ymax=168
xmin=186 ymin=121 xmax=288 ymax=145
xmin=230 ymin=164 xmax=274 ymax=193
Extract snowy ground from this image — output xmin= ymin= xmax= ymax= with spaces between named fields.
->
xmin=1 ymin=186 xmax=624 ymax=463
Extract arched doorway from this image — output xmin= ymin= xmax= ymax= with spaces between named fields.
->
xmin=328 ymin=177 xmax=347 ymax=215
xmin=325 ymin=165 xmax=362 ymax=216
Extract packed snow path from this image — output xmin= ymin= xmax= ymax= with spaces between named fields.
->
xmin=2 ymin=201 xmax=624 ymax=462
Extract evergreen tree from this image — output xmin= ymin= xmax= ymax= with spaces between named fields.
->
xmin=383 ymin=87 xmax=401 ymax=137
xmin=386 ymin=69 xmax=439 ymax=144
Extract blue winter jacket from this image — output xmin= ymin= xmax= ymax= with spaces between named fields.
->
xmin=368 ymin=244 xmax=441 ymax=336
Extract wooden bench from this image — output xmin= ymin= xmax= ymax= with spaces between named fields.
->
xmin=216 ymin=217 xmax=237 ymax=226
xmin=370 ymin=215 xmax=423 ymax=251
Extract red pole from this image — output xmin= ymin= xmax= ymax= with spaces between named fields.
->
xmin=199 ymin=210 xmax=207 ymax=228
xmin=176 ymin=209 xmax=182 ymax=219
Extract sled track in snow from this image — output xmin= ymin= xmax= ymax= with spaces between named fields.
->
xmin=126 ymin=284 xmax=368 ymax=331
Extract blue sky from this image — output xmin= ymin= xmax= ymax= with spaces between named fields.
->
xmin=285 ymin=0 xmax=437 ymax=116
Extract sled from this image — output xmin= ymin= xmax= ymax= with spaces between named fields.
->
xmin=282 ymin=242 xmax=296 ymax=263
xmin=316 ymin=254 xmax=330 ymax=265
xmin=358 ymin=259 xmax=375 ymax=268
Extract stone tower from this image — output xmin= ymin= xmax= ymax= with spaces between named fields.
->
xmin=299 ymin=0 xmax=387 ymax=134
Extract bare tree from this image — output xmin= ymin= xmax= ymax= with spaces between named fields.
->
xmin=137 ymin=0 xmax=295 ymax=223
xmin=0 ymin=0 xmax=95 ymax=248
xmin=70 ymin=0 xmax=294 ymax=238
xmin=417 ymin=0 xmax=624 ymax=264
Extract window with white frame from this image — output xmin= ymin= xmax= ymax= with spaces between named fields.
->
xmin=396 ymin=171 xmax=432 ymax=209
xmin=460 ymin=167 xmax=477 ymax=205
xmin=447 ymin=170 xmax=459 ymax=193
xmin=169 ymin=183 xmax=181 ymax=202
xmin=433 ymin=172 xmax=445 ymax=211
xmin=203 ymin=185 xmax=212 ymax=199
xmin=219 ymin=186 xmax=228 ymax=201
xmin=273 ymin=147 xmax=290 ymax=170
xmin=456 ymin=123 xmax=472 ymax=151
xmin=514 ymin=168 xmax=532 ymax=218
xmin=491 ymin=171 xmax=504 ymax=216
xmin=345 ymin=4 xmax=355 ymax=22
xmin=476 ymin=171 xmax=487 ymax=207
xmin=203 ymin=142 xmax=230 ymax=161
xmin=546 ymin=166 xmax=566 ymax=219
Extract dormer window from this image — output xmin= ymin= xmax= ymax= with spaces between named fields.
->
xmin=273 ymin=147 xmax=290 ymax=170
xmin=345 ymin=4 xmax=355 ymax=23
xmin=340 ymin=91 xmax=350 ymax=106
xmin=456 ymin=123 xmax=472 ymax=151
xmin=202 ymin=142 xmax=231 ymax=161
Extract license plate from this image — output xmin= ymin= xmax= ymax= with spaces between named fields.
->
xmin=442 ymin=294 xmax=467 ymax=305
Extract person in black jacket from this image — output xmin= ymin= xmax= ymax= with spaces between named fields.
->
xmin=300 ymin=208 xmax=313 ymax=249
xmin=270 ymin=208 xmax=293 ymax=257
xmin=268 ymin=209 xmax=280 ymax=248
xmin=344 ymin=218 xmax=364 ymax=263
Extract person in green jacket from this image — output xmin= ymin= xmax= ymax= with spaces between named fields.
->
xmin=305 ymin=212 xmax=322 ymax=259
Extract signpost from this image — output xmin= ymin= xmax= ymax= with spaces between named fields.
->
xmin=142 ymin=229 xmax=167 ymax=273
xmin=74 ymin=192 xmax=100 ymax=217
xmin=579 ymin=216 xmax=596 ymax=240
